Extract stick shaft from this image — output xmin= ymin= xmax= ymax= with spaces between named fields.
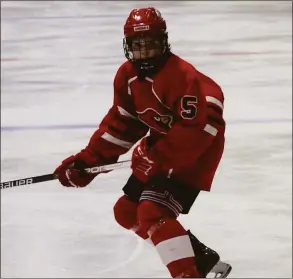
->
xmin=0 ymin=160 xmax=131 ymax=189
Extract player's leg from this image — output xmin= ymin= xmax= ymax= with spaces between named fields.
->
xmin=113 ymin=175 xmax=149 ymax=239
xmin=137 ymin=200 xmax=201 ymax=278
xmin=113 ymin=174 xmax=229 ymax=277
xmin=113 ymin=174 xmax=201 ymax=277
xmin=134 ymin=176 xmax=203 ymax=278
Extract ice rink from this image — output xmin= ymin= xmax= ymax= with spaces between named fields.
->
xmin=1 ymin=1 xmax=292 ymax=278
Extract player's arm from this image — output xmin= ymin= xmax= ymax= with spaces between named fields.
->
xmin=54 ymin=65 xmax=149 ymax=187
xmin=85 ymin=67 xmax=149 ymax=161
xmin=148 ymin=79 xmax=225 ymax=171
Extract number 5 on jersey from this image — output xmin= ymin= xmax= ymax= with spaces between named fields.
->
xmin=180 ymin=95 xmax=198 ymax=119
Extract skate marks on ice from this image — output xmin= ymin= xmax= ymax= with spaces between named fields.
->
xmin=1 ymin=169 xmax=169 ymax=278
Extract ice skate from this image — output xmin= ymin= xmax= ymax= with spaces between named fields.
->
xmin=188 ymin=230 xmax=232 ymax=278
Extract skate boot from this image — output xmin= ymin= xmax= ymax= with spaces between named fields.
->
xmin=187 ymin=230 xmax=232 ymax=278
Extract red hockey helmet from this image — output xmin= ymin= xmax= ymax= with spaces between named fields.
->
xmin=124 ymin=7 xmax=167 ymax=38
xmin=123 ymin=7 xmax=171 ymax=77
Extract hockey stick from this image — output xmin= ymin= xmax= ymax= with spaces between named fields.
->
xmin=0 ymin=160 xmax=131 ymax=190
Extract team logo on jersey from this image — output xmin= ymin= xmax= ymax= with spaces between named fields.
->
xmin=137 ymin=108 xmax=173 ymax=134
xmin=154 ymin=115 xmax=172 ymax=125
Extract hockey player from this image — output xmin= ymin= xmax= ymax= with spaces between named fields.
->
xmin=54 ymin=7 xmax=231 ymax=278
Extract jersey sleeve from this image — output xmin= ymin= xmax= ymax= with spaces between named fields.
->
xmin=147 ymin=78 xmax=225 ymax=171
xmin=84 ymin=64 xmax=149 ymax=162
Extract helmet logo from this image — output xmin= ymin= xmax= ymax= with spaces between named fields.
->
xmin=134 ymin=25 xmax=150 ymax=32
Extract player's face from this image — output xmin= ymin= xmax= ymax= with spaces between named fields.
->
xmin=130 ymin=36 xmax=162 ymax=60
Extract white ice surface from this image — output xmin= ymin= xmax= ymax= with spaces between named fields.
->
xmin=1 ymin=1 xmax=292 ymax=278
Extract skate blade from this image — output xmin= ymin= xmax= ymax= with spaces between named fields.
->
xmin=207 ymin=260 xmax=232 ymax=278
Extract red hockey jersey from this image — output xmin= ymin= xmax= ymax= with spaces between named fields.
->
xmin=85 ymin=53 xmax=225 ymax=191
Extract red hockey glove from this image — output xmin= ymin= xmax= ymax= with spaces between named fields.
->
xmin=131 ymin=138 xmax=160 ymax=184
xmin=54 ymin=149 xmax=102 ymax=188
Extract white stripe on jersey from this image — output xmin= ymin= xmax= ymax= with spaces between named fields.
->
xmin=204 ymin=124 xmax=218 ymax=136
xmin=101 ymin=132 xmax=134 ymax=149
xmin=117 ymin=106 xmax=137 ymax=120
xmin=206 ymin=96 xmax=224 ymax=110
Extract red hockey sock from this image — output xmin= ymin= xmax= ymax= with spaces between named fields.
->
xmin=137 ymin=200 xmax=202 ymax=278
